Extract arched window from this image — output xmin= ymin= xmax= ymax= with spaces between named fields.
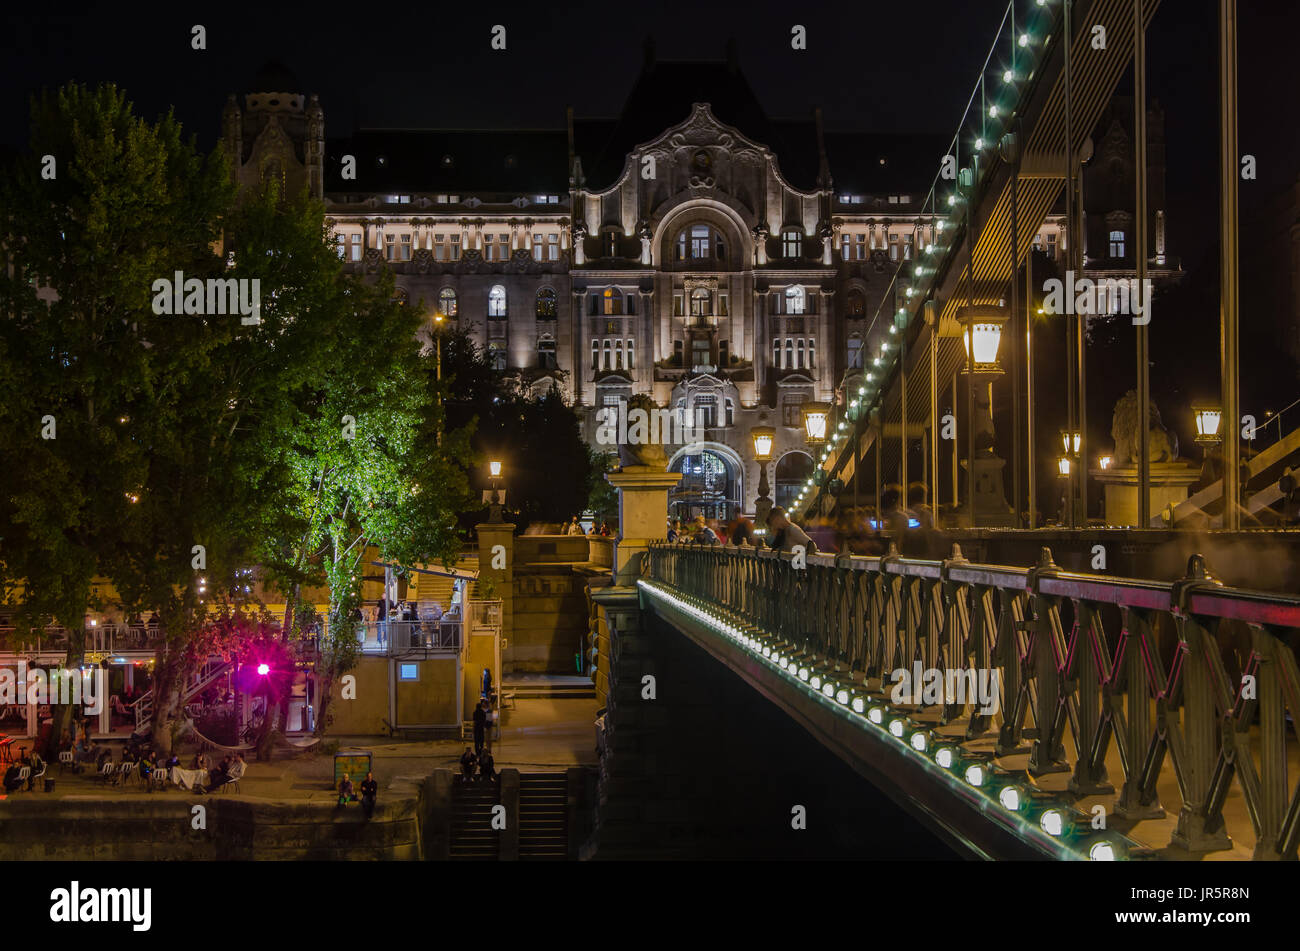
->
xmin=614 ymin=339 xmax=624 ymax=370
xmin=690 ymin=287 xmax=712 ymax=317
xmin=846 ymin=289 xmax=865 ymax=319
xmin=724 ymin=398 xmax=734 ymax=427
xmin=785 ymin=286 xmax=806 ymax=315
xmin=536 ymin=287 xmax=557 ymax=319
xmin=603 ymin=288 xmax=623 ymax=316
xmin=438 ymin=287 xmax=458 ymax=317
xmin=488 ymin=285 xmax=507 ymax=317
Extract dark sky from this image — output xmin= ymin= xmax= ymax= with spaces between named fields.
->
xmin=2 ymin=0 xmax=1296 ymax=416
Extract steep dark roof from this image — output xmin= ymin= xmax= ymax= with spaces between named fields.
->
xmin=574 ymin=59 xmax=821 ymax=191
xmin=324 ymin=129 xmax=569 ymax=194
xmin=247 ymin=60 xmax=302 ymax=94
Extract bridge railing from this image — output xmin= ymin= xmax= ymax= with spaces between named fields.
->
xmin=646 ymin=541 xmax=1300 ymax=859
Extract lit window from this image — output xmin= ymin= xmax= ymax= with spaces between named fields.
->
xmin=1109 ymin=230 xmax=1125 ymax=258
xmin=536 ymin=287 xmax=557 ymax=319
xmin=782 ymin=229 xmax=803 ymax=259
xmin=336 ymin=233 xmax=347 ymax=259
xmin=488 ymin=341 xmax=507 ymax=371
xmin=785 ymin=286 xmax=806 ymax=315
xmin=439 ymin=288 xmax=458 ymax=317
xmin=399 ymin=663 xmax=418 ymax=681
xmin=846 ymin=289 xmax=865 ymax=318
xmin=690 ymin=287 xmax=712 ymax=317
xmin=349 ymin=234 xmax=361 ymax=261
xmin=399 ymin=232 xmax=412 ymax=261
xmin=488 ymin=285 xmax=507 ymax=317
xmin=603 ymin=288 xmax=624 ymax=316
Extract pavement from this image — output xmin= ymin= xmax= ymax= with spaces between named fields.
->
xmin=0 ymin=697 xmax=599 ymax=806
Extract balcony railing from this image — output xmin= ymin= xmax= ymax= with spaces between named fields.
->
xmin=358 ymin=618 xmax=462 ymax=655
xmin=645 ymin=542 xmax=1300 ymax=860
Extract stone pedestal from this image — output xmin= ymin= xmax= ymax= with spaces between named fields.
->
xmin=1090 ymin=463 xmax=1200 ymax=527
xmin=604 ymin=465 xmax=683 ymax=587
xmin=475 ymin=520 xmax=516 ymax=666
xmin=957 ymin=455 xmax=1016 ymax=527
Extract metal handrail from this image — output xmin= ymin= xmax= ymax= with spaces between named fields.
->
xmin=644 ymin=542 xmax=1300 ymax=860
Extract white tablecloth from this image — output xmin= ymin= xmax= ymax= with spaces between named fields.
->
xmin=169 ymin=767 xmax=209 ymax=790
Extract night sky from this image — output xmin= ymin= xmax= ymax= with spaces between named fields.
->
xmin=2 ymin=0 xmax=1296 ymax=431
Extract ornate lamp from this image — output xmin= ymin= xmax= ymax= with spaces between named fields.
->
xmin=1193 ymin=405 xmax=1223 ymax=445
xmin=1060 ymin=430 xmax=1081 ymax=455
xmin=802 ymin=402 xmax=831 ymax=445
xmin=751 ymin=425 xmax=776 ymax=528
xmin=488 ymin=460 xmax=504 ymax=521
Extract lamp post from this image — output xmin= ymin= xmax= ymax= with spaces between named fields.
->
xmin=800 ymin=403 xmax=830 ymax=517
xmin=1194 ymin=404 xmax=1224 ymax=487
xmin=957 ymin=306 xmax=1013 ymax=526
xmin=488 ymin=460 xmax=503 ymax=522
xmin=751 ymin=425 xmax=776 ymax=529
xmin=1059 ymin=429 xmax=1082 ymax=525
xmin=1057 ymin=455 xmax=1072 ymax=525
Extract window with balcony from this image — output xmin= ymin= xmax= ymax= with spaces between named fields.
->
xmin=690 ymin=287 xmax=713 ymax=317
xmin=785 ymin=285 xmax=806 ymax=315
xmin=488 ymin=285 xmax=507 ymax=317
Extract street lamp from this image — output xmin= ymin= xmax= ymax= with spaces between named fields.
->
xmin=751 ymin=425 xmax=776 ymax=528
xmin=957 ymin=306 xmax=1013 ymax=527
xmin=1058 ymin=456 xmax=1072 ymax=477
xmin=1193 ymin=405 xmax=1223 ymax=445
xmin=1061 ymin=430 xmax=1081 ymax=455
xmin=801 ymin=403 xmax=831 ymax=445
xmin=488 ymin=460 xmax=503 ymax=521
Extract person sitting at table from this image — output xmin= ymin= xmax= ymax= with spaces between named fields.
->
xmin=165 ymin=753 xmax=180 ymax=771
xmin=25 ymin=751 xmax=44 ymax=791
xmin=139 ymin=749 xmax=157 ymax=783
xmin=204 ymin=755 xmax=230 ymax=791
xmin=192 ymin=751 xmax=209 ymax=771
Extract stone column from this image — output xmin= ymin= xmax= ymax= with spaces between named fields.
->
xmin=476 ymin=520 xmax=516 ymax=670
xmin=604 ymin=466 xmax=683 ymax=587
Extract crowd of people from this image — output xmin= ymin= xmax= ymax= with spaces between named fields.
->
xmin=666 ymin=482 xmax=948 ymax=558
xmin=566 ymin=517 xmax=612 ymax=537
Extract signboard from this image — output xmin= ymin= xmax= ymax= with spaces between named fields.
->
xmin=334 ymin=751 xmax=372 ymax=790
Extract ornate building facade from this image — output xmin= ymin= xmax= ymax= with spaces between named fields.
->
xmin=225 ymin=53 xmax=1173 ymax=523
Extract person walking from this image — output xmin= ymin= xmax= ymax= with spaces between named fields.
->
xmin=766 ymin=508 xmax=816 ymax=554
xmin=360 ymin=771 xmax=378 ymax=819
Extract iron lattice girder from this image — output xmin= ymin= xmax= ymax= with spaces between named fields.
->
xmin=644 ymin=542 xmax=1300 ymax=859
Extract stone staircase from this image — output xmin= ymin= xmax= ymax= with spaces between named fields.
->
xmin=449 ymin=779 xmax=500 ymax=860
xmin=518 ymin=772 xmax=569 ymax=860
xmin=502 ymin=675 xmax=596 ymax=701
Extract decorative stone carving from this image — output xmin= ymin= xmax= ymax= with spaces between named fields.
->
xmin=617 ymin=394 xmax=670 ymax=469
xmin=1111 ymin=389 xmax=1180 ymax=464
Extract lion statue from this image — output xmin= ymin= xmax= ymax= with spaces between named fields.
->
xmin=616 ymin=393 xmax=670 ymax=469
xmin=1111 ymin=389 xmax=1179 ymax=465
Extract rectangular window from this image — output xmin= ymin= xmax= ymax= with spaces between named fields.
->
xmin=603 ymin=339 xmax=612 ymax=370
xmin=336 ymin=233 xmax=347 ymax=259
xmin=350 ymin=234 xmax=361 ymax=261
xmin=626 ymin=339 xmax=635 ymax=370
xmin=450 ymin=234 xmax=461 ymax=261
xmin=695 ymin=395 xmax=717 ymax=427
xmin=399 ymin=233 xmax=412 ymax=261
xmin=785 ymin=339 xmax=793 ymax=368
xmin=399 ymin=663 xmax=418 ymax=681
xmin=538 ymin=339 xmax=557 ymax=370
xmin=384 ymin=233 xmax=396 ymax=261
xmin=719 ymin=340 xmax=729 ymax=366
xmin=591 ymin=340 xmax=600 ymax=370
xmin=614 ymin=339 xmax=624 ymax=370
xmin=489 ymin=341 xmax=507 ymax=371
xmin=847 ymin=338 xmax=863 ymax=369
xmin=718 ymin=294 xmax=728 ymax=317
xmin=1109 ymin=230 xmax=1125 ymax=258
xmin=692 ymin=339 xmax=710 ymax=369
xmin=674 ymin=340 xmax=683 ymax=365
xmin=673 ymin=294 xmax=683 ymax=317
xmin=1046 ymin=233 xmax=1058 ymax=259
xmin=903 ymin=234 xmax=914 ymax=260
xmin=782 ymin=230 xmax=802 ymax=259
xmin=772 ymin=338 xmax=781 ymax=369
xmin=889 ymin=233 xmax=900 ymax=261
xmin=807 ymin=338 xmax=815 ymax=370
xmin=532 ymin=233 xmax=544 ymax=261
xmin=546 ymin=233 xmax=559 ymax=261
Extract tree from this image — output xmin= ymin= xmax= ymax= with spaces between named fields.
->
xmin=0 ymin=83 xmax=234 ymax=741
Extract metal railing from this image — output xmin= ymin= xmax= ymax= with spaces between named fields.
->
xmin=0 ymin=622 xmax=160 ymax=655
xmin=359 ymin=618 xmax=462 ymax=654
xmin=645 ymin=542 xmax=1300 ymax=859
